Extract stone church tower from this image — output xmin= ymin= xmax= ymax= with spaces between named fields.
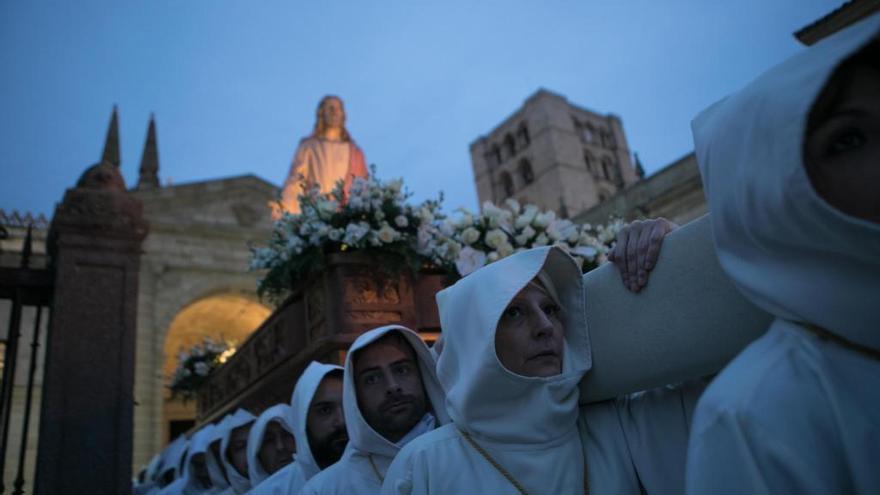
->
xmin=470 ymin=89 xmax=641 ymax=218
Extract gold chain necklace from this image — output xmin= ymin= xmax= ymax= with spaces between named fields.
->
xmin=459 ymin=429 xmax=589 ymax=495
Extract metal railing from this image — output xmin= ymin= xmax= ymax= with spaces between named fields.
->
xmin=0 ymin=226 xmax=53 ymax=494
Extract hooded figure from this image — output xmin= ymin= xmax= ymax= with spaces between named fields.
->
xmin=247 ymin=362 xmax=344 ymax=495
xmin=384 ymin=246 xmax=705 ymax=494
xmin=205 ymin=414 xmax=234 ymax=493
xmin=181 ymin=424 xmax=219 ymax=494
xmin=155 ymin=434 xmax=189 ymax=491
xmin=302 ymin=326 xmax=450 ymax=495
xmin=245 ymin=404 xmax=295 ymax=489
xmin=157 ymin=425 xmax=217 ymax=494
xmin=686 ymin=14 xmax=880 ymax=494
xmin=219 ymin=408 xmax=257 ymax=494
xmin=134 ymin=454 xmax=163 ymax=495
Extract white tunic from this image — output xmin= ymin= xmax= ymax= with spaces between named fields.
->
xmin=245 ymin=404 xmax=294 ymax=489
xmin=383 ymin=247 xmax=703 ymax=495
xmin=686 ymin=13 xmax=880 ymax=494
xmin=301 ymin=326 xmax=449 ymax=495
xmin=246 ymin=362 xmax=343 ymax=495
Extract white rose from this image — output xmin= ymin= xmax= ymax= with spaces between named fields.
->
xmin=455 ymin=246 xmax=487 ymax=277
xmin=533 ymin=233 xmax=549 ymax=246
xmin=487 ymin=251 xmax=500 ymax=262
xmin=504 ymin=198 xmax=521 ymax=213
xmin=571 ymin=245 xmax=598 ymax=259
xmin=515 ymin=205 xmax=539 ymax=229
xmin=484 ymin=229 xmax=507 ymax=250
xmin=343 ymin=222 xmax=370 ymax=245
xmin=328 ymin=228 xmax=343 ymax=241
xmin=348 ymin=196 xmax=365 ymax=211
xmin=377 ymin=224 xmax=399 ymax=244
xmin=453 ymin=212 xmax=474 ymax=229
xmin=394 ymin=215 xmax=409 ymax=228
xmin=533 ymin=211 xmax=556 ymax=229
xmin=460 ymin=227 xmax=481 ymax=245
xmin=497 ymin=242 xmax=514 ymax=258
xmin=194 ymin=361 xmax=210 ymax=376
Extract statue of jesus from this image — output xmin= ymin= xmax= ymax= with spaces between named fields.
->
xmin=276 ymin=95 xmax=369 ymax=216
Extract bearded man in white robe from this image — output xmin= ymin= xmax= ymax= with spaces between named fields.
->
xmin=685 ymin=14 xmax=880 ymax=494
xmin=248 ymin=362 xmax=347 ymax=495
xmin=275 ymin=95 xmax=368 ymax=217
xmin=301 ymin=326 xmax=449 ymax=495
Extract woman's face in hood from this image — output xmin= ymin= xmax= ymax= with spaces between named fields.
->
xmin=805 ymin=38 xmax=880 ymax=224
xmin=495 ymin=280 xmax=565 ymax=377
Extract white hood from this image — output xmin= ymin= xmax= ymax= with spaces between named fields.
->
xmin=220 ymin=408 xmax=256 ymax=493
xmin=145 ymin=453 xmax=162 ymax=483
xmin=178 ymin=424 xmax=216 ymax=494
xmin=246 ymin=404 xmax=295 ymax=486
xmin=342 ymin=325 xmax=450 ymax=460
xmin=289 ymin=361 xmax=344 ymax=481
xmin=693 ymin=13 xmax=880 ymax=351
xmin=205 ymin=414 xmax=233 ymax=491
xmin=158 ymin=434 xmax=189 ymax=484
xmin=435 ymin=246 xmax=589 ymax=444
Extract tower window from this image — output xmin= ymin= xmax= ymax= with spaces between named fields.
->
xmin=519 ymin=159 xmax=534 ymax=185
xmin=503 ymin=133 xmax=517 ymax=159
xmin=584 ymin=150 xmax=594 ymax=171
xmin=516 ymin=123 xmax=530 ymax=148
xmin=601 ymin=156 xmax=613 ymax=180
xmin=500 ymin=171 xmax=514 ymax=197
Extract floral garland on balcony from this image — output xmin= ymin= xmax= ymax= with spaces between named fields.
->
xmin=168 ymin=337 xmax=236 ymax=401
xmin=250 ymin=170 xmax=622 ymax=303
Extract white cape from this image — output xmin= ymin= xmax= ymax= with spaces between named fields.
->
xmin=302 ymin=326 xmax=449 ymax=495
xmin=686 ymin=13 xmax=880 ymax=495
xmin=384 ymin=246 xmax=704 ymax=494
xmin=247 ymin=362 xmax=343 ymax=495
xmin=246 ymin=404 xmax=294 ymax=488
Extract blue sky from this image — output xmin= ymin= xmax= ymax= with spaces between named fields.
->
xmin=0 ymin=1 xmax=840 ymax=218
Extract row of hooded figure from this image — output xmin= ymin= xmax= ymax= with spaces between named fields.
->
xmin=135 ymin=15 xmax=880 ymax=495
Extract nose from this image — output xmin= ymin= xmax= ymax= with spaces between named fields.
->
xmin=531 ymin=306 xmax=555 ymax=340
xmin=385 ymin=373 xmax=403 ymax=396
xmin=330 ymin=408 xmax=344 ymax=429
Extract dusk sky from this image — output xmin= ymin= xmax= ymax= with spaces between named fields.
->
xmin=1 ymin=1 xmax=841 ymax=218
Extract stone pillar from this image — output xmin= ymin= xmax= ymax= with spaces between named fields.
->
xmin=34 ymin=161 xmax=148 ymax=495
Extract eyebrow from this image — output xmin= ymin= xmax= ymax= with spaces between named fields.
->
xmin=357 ymin=358 xmax=415 ymax=378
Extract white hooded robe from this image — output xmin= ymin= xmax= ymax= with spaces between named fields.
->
xmin=218 ymin=408 xmax=257 ymax=495
xmin=302 ymin=325 xmax=450 ymax=495
xmin=245 ymin=404 xmax=295 ymax=490
xmin=383 ymin=246 xmax=704 ymax=495
xmin=247 ymin=362 xmax=344 ymax=495
xmin=685 ymin=14 xmax=880 ymax=495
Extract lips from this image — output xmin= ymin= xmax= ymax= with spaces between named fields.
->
xmin=527 ymin=350 xmax=560 ymax=362
xmin=381 ymin=398 xmax=414 ymax=414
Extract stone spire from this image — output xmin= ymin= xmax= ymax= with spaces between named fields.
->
xmin=136 ymin=114 xmax=160 ymax=190
xmin=101 ymin=105 xmax=121 ymax=167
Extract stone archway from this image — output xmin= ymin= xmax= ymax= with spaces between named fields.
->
xmin=161 ymin=293 xmax=271 ymax=443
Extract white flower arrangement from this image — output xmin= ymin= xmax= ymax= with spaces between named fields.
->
xmin=251 ymin=169 xmax=624 ymax=299
xmin=420 ymin=200 xmax=623 ymax=277
xmin=168 ymin=337 xmax=236 ymax=401
xmin=251 ymin=170 xmax=444 ymax=302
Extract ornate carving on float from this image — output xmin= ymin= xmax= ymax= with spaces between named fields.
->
xmin=347 ymin=311 xmax=402 ymax=324
xmin=346 ymin=273 xmax=401 ymax=305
